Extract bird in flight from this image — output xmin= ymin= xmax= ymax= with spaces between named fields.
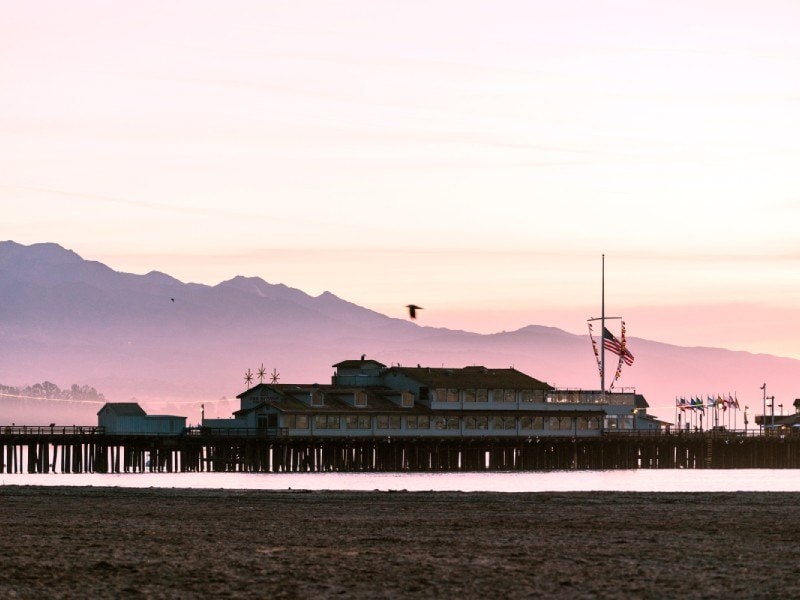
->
xmin=406 ymin=304 xmax=423 ymax=319
xmin=170 ymin=298 xmax=175 ymax=302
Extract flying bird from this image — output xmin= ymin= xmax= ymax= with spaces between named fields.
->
xmin=170 ymin=298 xmax=175 ymax=302
xmin=406 ymin=304 xmax=423 ymax=319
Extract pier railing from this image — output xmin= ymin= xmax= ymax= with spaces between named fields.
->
xmin=1 ymin=425 xmax=104 ymax=436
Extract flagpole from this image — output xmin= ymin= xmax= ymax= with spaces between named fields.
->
xmin=601 ymin=254 xmax=605 ymax=394
xmin=588 ymin=255 xmax=621 ymax=394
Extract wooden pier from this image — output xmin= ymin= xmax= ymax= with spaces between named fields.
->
xmin=3 ymin=428 xmax=800 ymax=474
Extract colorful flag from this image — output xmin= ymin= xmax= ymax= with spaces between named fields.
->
xmin=602 ymin=327 xmax=634 ymax=366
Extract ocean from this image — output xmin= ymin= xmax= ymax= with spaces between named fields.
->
xmin=4 ymin=469 xmax=800 ymax=492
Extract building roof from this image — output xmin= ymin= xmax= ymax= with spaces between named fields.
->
xmin=97 ymin=402 xmax=147 ymax=417
xmin=333 ymin=359 xmax=387 ymax=369
xmin=235 ymin=385 xmax=418 ymax=416
xmin=385 ymin=366 xmax=553 ymax=390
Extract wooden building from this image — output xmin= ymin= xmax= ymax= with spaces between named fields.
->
xmin=202 ymin=358 xmax=662 ymax=437
xmin=98 ymin=402 xmax=186 ymax=435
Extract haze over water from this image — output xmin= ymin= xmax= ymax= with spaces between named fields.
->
xmin=5 ymin=470 xmax=800 ymax=493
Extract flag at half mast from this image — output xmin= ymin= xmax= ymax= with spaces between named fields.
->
xmin=602 ymin=327 xmax=635 ymax=366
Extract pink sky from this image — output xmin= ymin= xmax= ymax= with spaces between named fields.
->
xmin=3 ymin=1 xmax=800 ymax=358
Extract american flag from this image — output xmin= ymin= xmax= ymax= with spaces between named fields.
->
xmin=603 ymin=327 xmax=635 ymax=366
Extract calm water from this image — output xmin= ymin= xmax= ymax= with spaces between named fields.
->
xmin=4 ymin=470 xmax=800 ymax=492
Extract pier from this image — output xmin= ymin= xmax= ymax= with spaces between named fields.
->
xmin=3 ymin=428 xmax=800 ymax=474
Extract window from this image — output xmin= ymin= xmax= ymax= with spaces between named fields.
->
xmin=376 ymin=415 xmax=401 ymax=430
xmin=401 ymin=393 xmax=414 ymax=408
xmin=476 ymin=389 xmax=488 ymax=403
xmin=464 ymin=389 xmax=476 ymax=403
xmin=435 ymin=388 xmax=446 ymax=402
xmin=285 ymin=415 xmax=308 ymax=429
xmin=546 ymin=416 xmax=574 ymax=431
xmin=311 ymin=391 xmax=324 ymax=406
xmin=464 ymin=416 xmax=477 ymax=430
xmin=493 ymin=416 xmax=516 ymax=430
xmin=464 ymin=416 xmax=486 ymax=430
xmin=522 ymin=389 xmax=545 ymax=403
xmin=446 ymin=389 xmax=459 ymax=403
xmin=576 ymin=417 xmax=589 ymax=431
xmin=347 ymin=415 xmax=372 ymax=429
xmin=605 ymin=416 xmax=618 ymax=430
xmin=419 ymin=387 xmax=429 ymax=401
xmin=314 ymin=415 xmax=340 ymax=429
xmin=588 ymin=417 xmax=601 ymax=430
xmin=430 ymin=416 xmax=458 ymax=430
xmin=493 ymin=389 xmax=515 ymax=403
xmin=355 ymin=392 xmax=367 ymax=407
xmin=407 ymin=415 xmax=430 ymax=430
xmin=520 ymin=417 xmax=533 ymax=430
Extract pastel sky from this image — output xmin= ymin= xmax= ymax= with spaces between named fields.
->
xmin=3 ymin=1 xmax=800 ymax=358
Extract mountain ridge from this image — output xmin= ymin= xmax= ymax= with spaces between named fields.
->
xmin=1 ymin=240 xmax=798 ymax=425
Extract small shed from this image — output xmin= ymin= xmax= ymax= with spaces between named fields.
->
xmin=98 ymin=402 xmax=186 ymax=435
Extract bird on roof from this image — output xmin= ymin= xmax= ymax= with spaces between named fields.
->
xmin=170 ymin=298 xmax=175 ymax=302
xmin=406 ymin=304 xmax=423 ymax=319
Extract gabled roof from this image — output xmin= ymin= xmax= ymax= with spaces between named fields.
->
xmin=385 ymin=366 xmax=553 ymax=391
xmin=97 ymin=402 xmax=147 ymax=417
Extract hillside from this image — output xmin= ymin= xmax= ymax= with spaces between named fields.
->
xmin=1 ymin=241 xmax=798 ymax=425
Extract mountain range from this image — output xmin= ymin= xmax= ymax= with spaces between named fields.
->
xmin=1 ymin=240 xmax=798 ymax=425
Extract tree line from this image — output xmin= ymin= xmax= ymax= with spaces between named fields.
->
xmin=0 ymin=381 xmax=106 ymax=403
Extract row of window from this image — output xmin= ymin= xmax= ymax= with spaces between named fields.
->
xmin=281 ymin=414 xmax=610 ymax=431
xmin=430 ymin=389 xmax=638 ymax=407
xmin=433 ymin=389 xmax=546 ymax=403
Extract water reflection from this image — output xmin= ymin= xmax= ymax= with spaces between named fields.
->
xmin=4 ymin=469 xmax=800 ymax=492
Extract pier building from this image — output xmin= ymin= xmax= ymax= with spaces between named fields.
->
xmin=98 ymin=402 xmax=186 ymax=435
xmin=202 ymin=358 xmax=664 ymax=437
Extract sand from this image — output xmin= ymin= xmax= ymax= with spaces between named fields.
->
xmin=1 ymin=486 xmax=799 ymax=598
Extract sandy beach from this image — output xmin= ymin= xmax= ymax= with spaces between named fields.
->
xmin=2 ymin=486 xmax=799 ymax=598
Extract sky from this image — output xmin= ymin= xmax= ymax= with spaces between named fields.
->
xmin=3 ymin=1 xmax=800 ymax=358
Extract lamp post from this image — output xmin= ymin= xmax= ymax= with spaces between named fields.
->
xmin=744 ymin=406 xmax=750 ymax=434
xmin=770 ymin=396 xmax=775 ymax=430
xmin=761 ymin=383 xmax=766 ymax=435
